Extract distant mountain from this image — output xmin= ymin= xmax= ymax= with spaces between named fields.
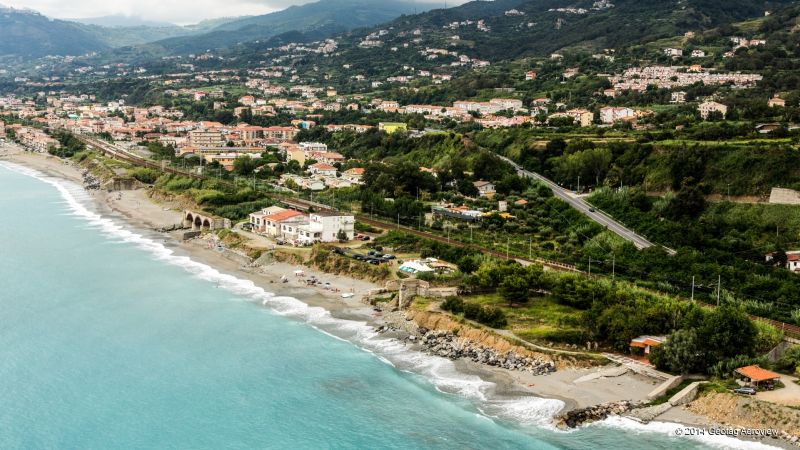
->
xmin=295 ymin=0 xmax=795 ymax=69
xmin=145 ymin=0 xmax=436 ymax=55
xmin=72 ymin=14 xmax=176 ymax=28
xmin=71 ymin=16 xmax=246 ymax=49
xmin=0 ymin=6 xmax=108 ymax=58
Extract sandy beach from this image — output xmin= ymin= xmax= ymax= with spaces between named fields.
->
xmin=3 ymin=146 xmax=792 ymax=448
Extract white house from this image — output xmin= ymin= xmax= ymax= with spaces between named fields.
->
xmin=307 ymin=163 xmax=338 ymax=177
xmin=670 ymin=91 xmax=687 ymax=104
xmin=766 ymin=251 xmax=800 ymax=272
xmin=698 ymin=101 xmax=728 ymax=120
xmin=599 ymin=106 xmax=635 ymax=124
xmin=265 ymin=210 xmax=307 ymax=237
xmin=296 ymin=212 xmax=355 ymax=243
xmin=473 ymin=180 xmax=496 ymax=197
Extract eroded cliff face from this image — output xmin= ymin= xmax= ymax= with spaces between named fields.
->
xmin=404 ymin=310 xmax=591 ymax=370
xmin=270 ymin=247 xmax=392 ymax=282
xmin=688 ymin=392 xmax=800 ymax=441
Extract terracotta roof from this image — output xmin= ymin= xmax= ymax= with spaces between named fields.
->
xmin=630 ymin=335 xmax=666 ymax=348
xmin=264 ymin=210 xmax=305 ymax=222
xmin=310 ymin=163 xmax=336 ymax=170
xmin=735 ymin=365 xmax=781 ymax=382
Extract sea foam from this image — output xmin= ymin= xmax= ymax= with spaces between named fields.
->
xmin=0 ymin=161 xmax=560 ymax=427
xmin=1 ymin=161 xmax=783 ymax=448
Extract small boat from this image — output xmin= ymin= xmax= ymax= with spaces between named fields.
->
xmin=341 ymin=293 xmax=354 ymax=299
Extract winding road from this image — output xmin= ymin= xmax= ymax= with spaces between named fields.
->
xmin=497 ymin=155 xmax=664 ymax=252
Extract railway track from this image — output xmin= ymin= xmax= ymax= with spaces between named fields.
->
xmin=78 ymin=134 xmax=800 ymax=339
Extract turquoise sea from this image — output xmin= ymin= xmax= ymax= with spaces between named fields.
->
xmin=0 ymin=162 xmax=770 ymax=449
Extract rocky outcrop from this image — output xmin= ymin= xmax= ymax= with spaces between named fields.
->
xmin=417 ymin=329 xmax=556 ymax=375
xmin=375 ymin=309 xmax=557 ymax=375
xmin=81 ymin=170 xmax=100 ymax=190
xmin=554 ymin=401 xmax=636 ymax=429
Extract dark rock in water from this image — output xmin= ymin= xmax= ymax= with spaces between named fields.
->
xmin=554 ymin=401 xmax=636 ymax=429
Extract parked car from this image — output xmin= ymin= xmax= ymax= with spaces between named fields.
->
xmin=353 ymin=254 xmax=365 ymax=261
xmin=276 ymin=239 xmax=286 ymax=245
xmin=383 ymin=254 xmax=396 ymax=260
xmin=367 ymin=250 xmax=376 ymax=256
xmin=734 ymin=387 xmax=757 ymax=395
xmin=361 ymin=236 xmax=371 ymax=241
xmin=374 ymin=253 xmax=384 ymax=258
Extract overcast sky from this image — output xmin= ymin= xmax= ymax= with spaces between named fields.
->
xmin=2 ymin=0 xmax=455 ymax=25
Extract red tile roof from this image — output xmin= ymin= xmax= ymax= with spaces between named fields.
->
xmin=264 ymin=210 xmax=305 ymax=222
xmin=735 ymin=365 xmax=781 ymax=382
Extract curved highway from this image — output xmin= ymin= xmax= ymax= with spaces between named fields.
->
xmin=497 ymin=155 xmax=665 ymax=252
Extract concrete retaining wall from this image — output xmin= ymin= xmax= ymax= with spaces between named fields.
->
xmin=647 ymin=375 xmax=684 ymax=400
xmin=770 ymin=188 xmax=800 ymax=205
xmin=669 ymin=381 xmax=703 ymax=406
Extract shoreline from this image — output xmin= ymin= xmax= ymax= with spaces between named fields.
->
xmin=1 ymin=148 xmax=792 ymax=449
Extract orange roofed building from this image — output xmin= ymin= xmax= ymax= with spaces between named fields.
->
xmin=629 ymin=335 xmax=666 ymax=362
xmin=735 ymin=365 xmax=781 ymax=387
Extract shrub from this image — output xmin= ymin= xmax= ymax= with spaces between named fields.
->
xmin=441 ymin=297 xmax=465 ymax=314
xmin=776 ymin=346 xmax=800 ymax=373
xmin=463 ymin=303 xmax=481 ymax=320
xmin=131 ymin=168 xmax=159 ymax=184
xmin=708 ymin=355 xmax=770 ymax=379
xmin=416 ymin=271 xmax=435 ymax=282
xmin=477 ymin=306 xmax=507 ymax=328
xmin=536 ymin=329 xmax=589 ymax=345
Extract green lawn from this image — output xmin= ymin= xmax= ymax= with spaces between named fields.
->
xmin=465 ymin=293 xmax=589 ymax=345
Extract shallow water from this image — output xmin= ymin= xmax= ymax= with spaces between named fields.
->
xmin=0 ymin=162 xmax=771 ymax=449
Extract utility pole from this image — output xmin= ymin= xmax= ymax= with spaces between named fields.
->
xmin=397 ymin=213 xmax=400 ymax=229
xmin=612 ymin=255 xmax=615 ymax=279
xmin=577 ymin=175 xmax=581 ymax=193
xmin=529 ymin=236 xmax=532 ymax=260
xmin=717 ymin=275 xmax=721 ymax=306
xmin=506 ymin=237 xmax=510 ymax=260
xmin=588 ymin=257 xmax=592 ymax=275
xmin=691 ymin=276 xmax=695 ymax=302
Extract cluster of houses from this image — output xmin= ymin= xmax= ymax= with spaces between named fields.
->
xmin=10 ymin=125 xmax=59 ymax=153
xmin=608 ymin=65 xmax=763 ymax=93
xmin=248 ymin=206 xmax=355 ymax=245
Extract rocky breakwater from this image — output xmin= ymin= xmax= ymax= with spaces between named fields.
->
xmin=418 ymin=329 xmax=556 ymax=375
xmin=82 ymin=170 xmax=100 ymax=190
xmin=554 ymin=401 xmax=636 ymax=429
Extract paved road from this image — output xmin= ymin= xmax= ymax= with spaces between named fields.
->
xmin=497 ymin=155 xmax=660 ymax=251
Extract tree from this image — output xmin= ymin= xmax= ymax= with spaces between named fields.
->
xmin=649 ymin=329 xmax=705 ymax=374
xmin=499 ymin=274 xmax=529 ymax=306
xmin=233 ymin=156 xmax=257 ymax=176
xmin=457 ymin=255 xmax=480 ymax=274
xmin=699 ymin=305 xmax=757 ymax=362
xmin=336 ymin=229 xmax=348 ymax=242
